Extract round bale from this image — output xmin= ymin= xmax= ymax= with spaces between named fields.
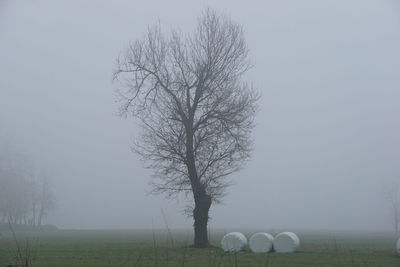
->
xmin=249 ymin=232 xmax=274 ymax=253
xmin=273 ymin=232 xmax=300 ymax=253
xmin=221 ymin=232 xmax=247 ymax=252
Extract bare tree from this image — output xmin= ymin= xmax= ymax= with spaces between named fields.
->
xmin=382 ymin=182 xmax=400 ymax=235
xmin=36 ymin=175 xmax=55 ymax=227
xmin=114 ymin=9 xmax=258 ymax=247
xmin=0 ymin=139 xmax=55 ymax=228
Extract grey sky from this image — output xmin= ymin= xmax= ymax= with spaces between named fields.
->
xmin=0 ymin=0 xmax=399 ymax=230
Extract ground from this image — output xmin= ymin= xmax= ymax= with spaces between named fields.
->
xmin=0 ymin=229 xmax=399 ymax=266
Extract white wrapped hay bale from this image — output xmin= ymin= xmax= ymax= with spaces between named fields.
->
xmin=249 ymin=232 xmax=274 ymax=253
xmin=397 ymin=237 xmax=400 ymax=255
xmin=221 ymin=232 xmax=248 ymax=252
xmin=273 ymin=232 xmax=300 ymax=253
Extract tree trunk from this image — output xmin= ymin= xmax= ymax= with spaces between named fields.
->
xmin=185 ymin=117 xmax=212 ymax=247
xmin=32 ymin=202 xmax=36 ymax=226
xmin=38 ymin=200 xmax=45 ymax=227
xmin=193 ymin=193 xmax=212 ymax=248
xmin=38 ymin=207 xmax=43 ymax=227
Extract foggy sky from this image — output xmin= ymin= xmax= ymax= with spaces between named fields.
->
xmin=0 ymin=0 xmax=399 ymax=231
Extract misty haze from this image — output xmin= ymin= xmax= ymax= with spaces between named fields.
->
xmin=0 ymin=0 xmax=399 ymax=266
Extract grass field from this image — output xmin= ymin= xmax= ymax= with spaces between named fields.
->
xmin=0 ymin=229 xmax=399 ymax=266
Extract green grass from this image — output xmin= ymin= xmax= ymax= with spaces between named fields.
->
xmin=0 ymin=229 xmax=399 ymax=266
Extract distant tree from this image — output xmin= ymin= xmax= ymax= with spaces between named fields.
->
xmin=36 ymin=175 xmax=55 ymax=227
xmin=0 ymin=143 xmax=32 ymax=224
xmin=114 ymin=9 xmax=258 ymax=247
xmin=0 ymin=139 xmax=55 ymax=227
xmin=382 ymin=182 xmax=400 ymax=235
